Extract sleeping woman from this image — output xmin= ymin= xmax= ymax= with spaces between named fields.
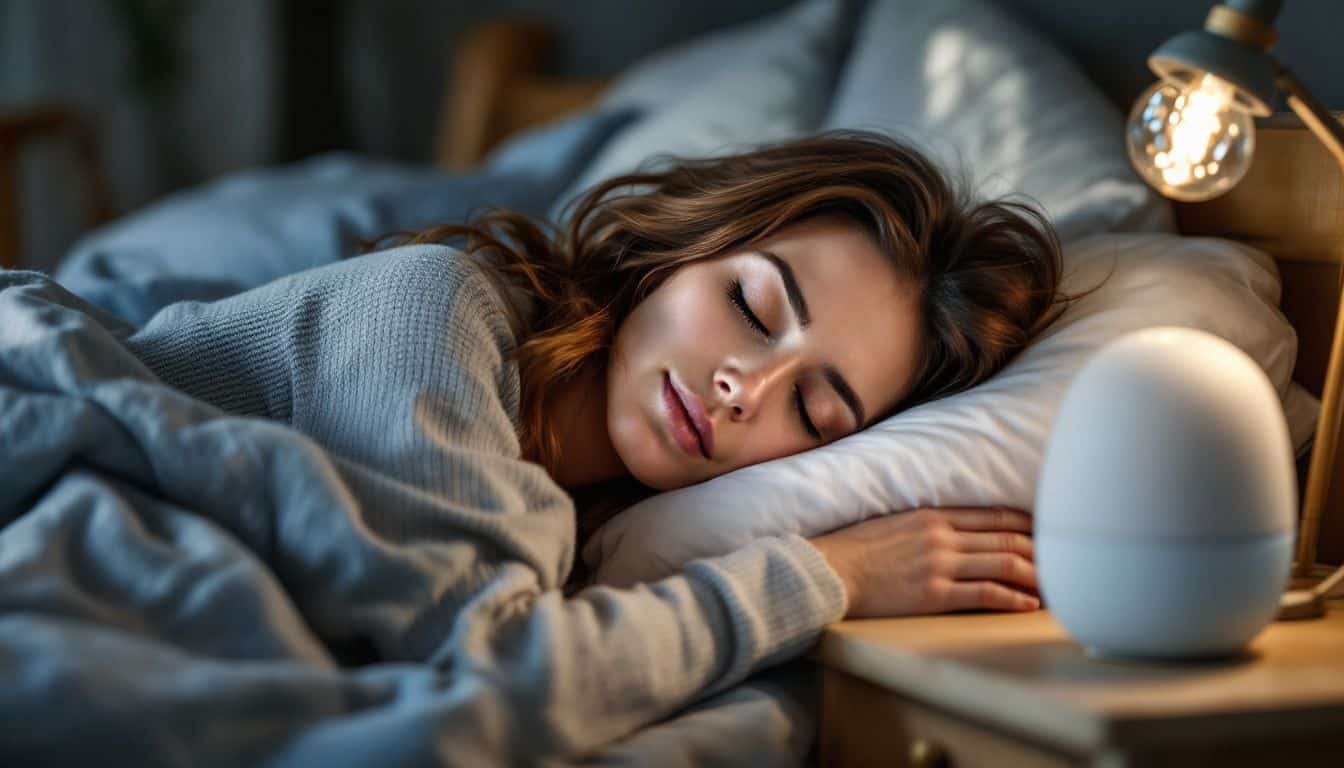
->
xmin=2 ymin=131 xmax=1068 ymax=762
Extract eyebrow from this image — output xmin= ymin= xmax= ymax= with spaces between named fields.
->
xmin=760 ymin=250 xmax=811 ymax=328
xmin=757 ymin=249 xmax=867 ymax=428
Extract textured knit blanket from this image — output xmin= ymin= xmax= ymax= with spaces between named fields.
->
xmin=0 ymin=249 xmax=841 ymax=766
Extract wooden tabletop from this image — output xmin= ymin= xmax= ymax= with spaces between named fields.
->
xmin=811 ymin=601 xmax=1344 ymax=754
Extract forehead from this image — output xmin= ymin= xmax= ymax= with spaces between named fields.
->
xmin=752 ymin=217 xmax=922 ymax=420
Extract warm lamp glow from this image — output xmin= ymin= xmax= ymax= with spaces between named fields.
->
xmin=1126 ymin=73 xmax=1255 ymax=201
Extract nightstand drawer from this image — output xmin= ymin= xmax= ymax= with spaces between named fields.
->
xmin=819 ymin=669 xmax=1076 ymax=767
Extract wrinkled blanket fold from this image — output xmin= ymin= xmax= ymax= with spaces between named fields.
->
xmin=0 ymin=270 xmax=819 ymax=766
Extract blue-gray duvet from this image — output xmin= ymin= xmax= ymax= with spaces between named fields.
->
xmin=0 ymin=273 xmax=812 ymax=768
xmin=1 ymin=134 xmax=816 ymax=767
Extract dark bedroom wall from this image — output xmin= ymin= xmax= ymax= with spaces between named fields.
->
xmin=333 ymin=0 xmax=798 ymax=163
xmin=998 ymin=0 xmax=1344 ymax=114
xmin=331 ymin=0 xmax=1341 ymax=165
xmin=2 ymin=0 xmax=281 ymax=272
xmin=5 ymin=0 xmax=1341 ymax=272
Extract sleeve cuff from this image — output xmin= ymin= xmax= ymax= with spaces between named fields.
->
xmin=684 ymin=534 xmax=847 ymax=685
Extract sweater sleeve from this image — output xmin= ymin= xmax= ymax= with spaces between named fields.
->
xmin=122 ymin=245 xmax=847 ymax=762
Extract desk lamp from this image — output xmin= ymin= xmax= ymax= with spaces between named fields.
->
xmin=1125 ymin=0 xmax=1344 ymax=619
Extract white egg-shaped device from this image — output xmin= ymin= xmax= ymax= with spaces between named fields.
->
xmin=1036 ymin=327 xmax=1296 ymax=659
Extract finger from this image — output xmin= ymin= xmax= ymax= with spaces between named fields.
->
xmin=938 ymin=507 xmax=1034 ymax=533
xmin=952 ymin=553 xmax=1038 ymax=590
xmin=956 ymin=531 xmax=1034 ymax=560
xmin=943 ymin=581 xmax=1040 ymax=612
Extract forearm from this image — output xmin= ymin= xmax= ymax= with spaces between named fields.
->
xmin=419 ymin=534 xmax=844 ymax=762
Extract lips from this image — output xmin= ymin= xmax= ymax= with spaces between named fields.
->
xmin=663 ymin=372 xmax=714 ymax=460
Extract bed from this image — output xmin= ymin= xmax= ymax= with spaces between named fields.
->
xmin=2 ymin=0 xmax=1342 ymax=765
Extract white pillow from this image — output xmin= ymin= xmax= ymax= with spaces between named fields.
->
xmin=586 ymin=234 xmax=1320 ymax=586
xmin=549 ymin=0 xmax=854 ymax=222
xmin=824 ymin=0 xmax=1173 ymax=244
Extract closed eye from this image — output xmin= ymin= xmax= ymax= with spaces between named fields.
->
xmin=726 ymin=279 xmax=822 ymax=440
xmin=794 ymin=385 xmax=822 ymax=441
xmin=727 ymin=279 xmax=770 ymax=339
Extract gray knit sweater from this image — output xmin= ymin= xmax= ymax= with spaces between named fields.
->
xmin=122 ymin=244 xmax=846 ymax=761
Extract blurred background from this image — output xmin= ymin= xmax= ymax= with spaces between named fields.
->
xmin=3 ymin=0 xmax=1341 ymax=273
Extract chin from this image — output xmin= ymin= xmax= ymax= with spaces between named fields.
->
xmin=621 ymin=449 xmax=696 ymax=492
xmin=609 ymin=418 xmax=698 ymax=492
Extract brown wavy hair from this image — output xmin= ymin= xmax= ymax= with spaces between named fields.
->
xmin=389 ymin=130 xmax=1089 ymax=494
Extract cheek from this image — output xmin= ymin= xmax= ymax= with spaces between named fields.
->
xmin=658 ymin=282 xmax=727 ymax=347
xmin=623 ymin=279 xmax=729 ymax=371
xmin=604 ymin=279 xmax=728 ymax=490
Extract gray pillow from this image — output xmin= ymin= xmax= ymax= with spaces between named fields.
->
xmin=483 ymin=106 xmax=643 ymax=186
xmin=824 ymin=0 xmax=1173 ymax=243
xmin=598 ymin=4 xmax=824 ymax=111
xmin=550 ymin=0 xmax=858 ymax=223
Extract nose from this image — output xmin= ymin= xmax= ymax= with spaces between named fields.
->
xmin=713 ymin=353 xmax=803 ymax=421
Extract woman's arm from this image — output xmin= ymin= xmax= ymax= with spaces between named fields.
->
xmin=810 ymin=507 xmax=1040 ymax=617
xmin=177 ymin=415 xmax=846 ymax=764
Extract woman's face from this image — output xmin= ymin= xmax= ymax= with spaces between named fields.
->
xmin=606 ymin=215 xmax=923 ymax=491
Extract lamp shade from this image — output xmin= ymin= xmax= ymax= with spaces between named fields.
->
xmin=1149 ymin=28 xmax=1277 ymax=116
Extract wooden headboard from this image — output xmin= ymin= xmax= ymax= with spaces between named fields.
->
xmin=441 ymin=20 xmax=1344 ymax=565
xmin=1174 ymin=114 xmax=1344 ymax=565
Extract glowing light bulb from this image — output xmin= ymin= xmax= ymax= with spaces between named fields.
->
xmin=1126 ymin=73 xmax=1255 ymax=202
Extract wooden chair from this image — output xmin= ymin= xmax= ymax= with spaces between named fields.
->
xmin=0 ymin=105 xmax=115 ymax=269
xmin=435 ymin=18 xmax=608 ymax=172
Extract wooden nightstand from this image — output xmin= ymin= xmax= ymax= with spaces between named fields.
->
xmin=811 ymin=601 xmax=1344 ymax=766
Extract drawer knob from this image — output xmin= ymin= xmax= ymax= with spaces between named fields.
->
xmin=909 ymin=737 xmax=951 ymax=768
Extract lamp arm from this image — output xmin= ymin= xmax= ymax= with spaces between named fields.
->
xmin=1271 ymin=59 xmax=1344 ymax=579
xmin=1275 ymin=61 xmax=1344 ymax=167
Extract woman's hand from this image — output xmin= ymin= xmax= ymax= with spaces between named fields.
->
xmin=808 ymin=507 xmax=1039 ymax=619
